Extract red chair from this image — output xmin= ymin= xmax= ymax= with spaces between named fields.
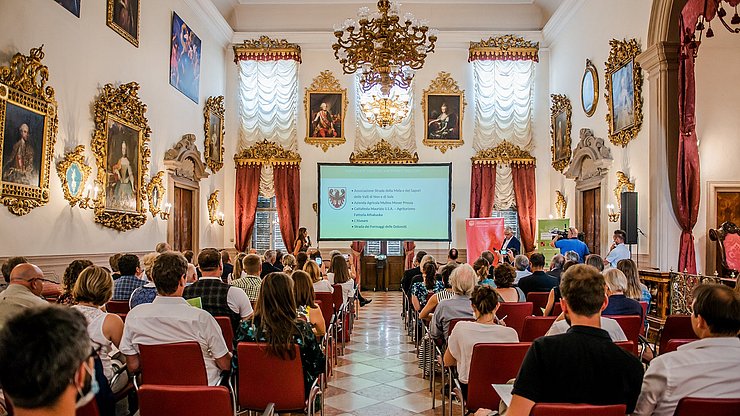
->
xmin=215 ymin=316 xmax=234 ymax=350
xmin=115 ymin=312 xmax=127 ymax=323
xmin=106 ymin=300 xmax=130 ymax=314
xmin=449 ymin=317 xmax=475 ymax=335
xmin=663 ymin=338 xmax=696 ymax=354
xmin=76 ymin=399 xmax=100 ymax=416
xmin=606 ymin=315 xmax=642 ymax=345
xmin=520 ymin=316 xmax=557 ymax=342
xmin=615 ymin=340 xmax=637 ymax=356
xmin=138 ymin=342 xmax=208 ymax=386
xmin=530 ymin=403 xmax=626 ymax=415
xmin=236 ymin=343 xmax=321 ymax=415
xmin=673 ymin=397 xmax=740 ymax=416
xmin=526 ymin=292 xmax=550 ymax=316
xmin=452 ymin=342 xmax=532 ymax=414
xmin=658 ymin=315 xmax=697 ymax=355
xmin=496 ymin=302 xmax=533 ymax=335
xmin=550 ymin=302 xmax=563 ymax=317
xmin=639 ymin=301 xmax=649 ymax=334
xmin=316 ymin=292 xmax=339 ymax=363
xmin=139 ymin=385 xmax=233 ymax=416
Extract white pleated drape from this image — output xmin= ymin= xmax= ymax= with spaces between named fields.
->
xmin=472 ymin=60 xmax=535 ymax=151
xmin=493 ymin=163 xmax=516 ymax=210
xmin=354 ymin=74 xmax=416 ymax=151
xmin=259 ymin=163 xmax=275 ymax=199
xmin=237 ymin=60 xmax=299 ymax=151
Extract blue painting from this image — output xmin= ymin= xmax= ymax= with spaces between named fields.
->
xmin=66 ymin=162 xmax=82 ymax=197
xmin=169 ymin=12 xmax=201 ymax=103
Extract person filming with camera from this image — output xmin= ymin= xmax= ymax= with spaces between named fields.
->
xmin=550 ymin=227 xmax=589 ymax=263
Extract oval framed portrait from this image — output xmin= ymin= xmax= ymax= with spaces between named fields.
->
xmin=581 ymin=59 xmax=598 ymax=117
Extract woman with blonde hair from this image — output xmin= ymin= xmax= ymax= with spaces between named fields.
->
xmin=130 ymin=252 xmax=160 ymax=308
xmin=617 ymin=258 xmax=650 ymax=302
xmin=292 ymin=270 xmax=326 ymax=337
xmin=331 ymin=255 xmax=355 ymax=306
xmin=282 ymin=254 xmax=296 ymax=274
xmin=305 ymin=260 xmax=333 ymax=293
xmin=473 ymin=257 xmax=494 ymax=287
xmin=233 ymin=252 xmax=248 ymax=281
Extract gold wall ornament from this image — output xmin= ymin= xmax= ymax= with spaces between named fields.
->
xmin=56 ymin=145 xmax=92 ymax=207
xmin=234 ymin=139 xmax=302 ymax=167
xmin=304 ymin=71 xmax=347 ymax=151
xmin=581 ymin=59 xmax=599 ymax=117
xmin=349 ymin=139 xmax=419 ymax=164
xmin=207 ymin=190 xmax=224 ymax=226
xmin=555 ymin=190 xmax=567 ymax=219
xmin=421 ymin=72 xmax=466 ymax=153
xmin=550 ymin=94 xmax=572 ymax=173
xmin=0 ymin=46 xmax=58 ymax=215
xmin=91 ymin=82 xmax=151 ymax=232
xmin=146 ymin=171 xmax=167 ymax=219
xmin=468 ymin=34 xmax=540 ymax=62
xmin=604 ymin=38 xmax=644 ymax=147
xmin=471 ymin=141 xmax=536 ymax=166
xmin=203 ymin=96 xmax=225 ymax=173
xmin=608 ymin=171 xmax=635 ymax=223
xmin=233 ymin=36 xmax=301 ymax=63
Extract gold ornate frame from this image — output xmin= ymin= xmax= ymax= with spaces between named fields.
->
xmin=57 ymin=145 xmax=92 ymax=207
xmin=203 ymin=96 xmax=225 ymax=173
xmin=106 ymin=0 xmax=140 ymax=47
xmin=468 ymin=34 xmax=540 ymax=62
xmin=207 ymin=190 xmax=224 ymax=226
xmin=550 ymin=94 xmax=572 ymax=173
xmin=91 ymin=82 xmax=151 ymax=231
xmin=471 ymin=141 xmax=536 ymax=167
xmin=614 ymin=170 xmax=635 ymax=212
xmin=146 ymin=171 xmax=166 ymax=217
xmin=234 ymin=139 xmax=302 ymax=167
xmin=605 ymin=38 xmax=643 ymax=147
xmin=304 ymin=71 xmax=347 ymax=152
xmin=0 ymin=46 xmax=58 ymax=216
xmin=582 ymin=59 xmax=599 ymax=117
xmin=349 ymin=139 xmax=419 ymax=164
xmin=555 ymin=190 xmax=567 ymax=219
xmin=421 ymin=72 xmax=466 ymax=153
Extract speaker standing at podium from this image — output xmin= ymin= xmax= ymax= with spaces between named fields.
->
xmin=604 ymin=230 xmax=630 ymax=268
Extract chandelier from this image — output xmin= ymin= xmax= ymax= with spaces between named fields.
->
xmin=332 ymin=0 xmax=438 ymax=97
xmin=361 ymin=94 xmax=410 ymax=128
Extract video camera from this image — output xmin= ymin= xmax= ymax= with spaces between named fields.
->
xmin=550 ymin=228 xmax=569 ymax=239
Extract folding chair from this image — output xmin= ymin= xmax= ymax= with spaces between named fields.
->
xmin=520 ymin=316 xmax=557 ymax=342
xmin=215 ymin=316 xmax=234 ymax=350
xmin=673 ymin=397 xmax=740 ymax=416
xmin=138 ymin=385 xmax=233 ymax=416
xmin=137 ymin=342 xmax=209 ymax=386
xmin=662 ymin=338 xmax=695 ymax=354
xmin=496 ymin=302 xmax=534 ymax=336
xmin=106 ymin=300 xmax=130 ymax=314
xmin=615 ymin=340 xmax=637 ymax=356
xmin=530 ymin=403 xmax=626 ymax=415
xmin=526 ymin=292 xmax=551 ymax=316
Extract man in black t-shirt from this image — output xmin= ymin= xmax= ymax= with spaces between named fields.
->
xmin=517 ymin=253 xmax=558 ymax=295
xmin=502 ymin=264 xmax=644 ymax=415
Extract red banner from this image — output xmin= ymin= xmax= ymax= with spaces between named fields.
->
xmin=466 ymin=217 xmax=505 ymax=264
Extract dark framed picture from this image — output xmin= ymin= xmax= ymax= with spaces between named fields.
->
xmin=106 ymin=0 xmax=139 ymax=47
xmin=2 ymin=103 xmax=45 ymax=188
xmin=421 ymin=72 xmax=466 ymax=153
xmin=203 ymin=96 xmax=224 ymax=172
xmin=55 ymin=0 xmax=81 ymax=17
xmin=169 ymin=12 xmax=202 ymax=103
xmin=105 ymin=115 xmax=141 ymax=213
xmin=304 ymin=71 xmax=347 ymax=152
xmin=550 ymin=94 xmax=572 ymax=173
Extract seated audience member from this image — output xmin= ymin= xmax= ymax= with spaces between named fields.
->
xmin=332 ymin=255 xmax=356 ymax=306
xmin=129 ymin=252 xmax=160 ymax=309
xmin=274 ymin=249 xmax=284 ymax=271
xmin=543 ymin=260 xmax=578 ymax=316
xmin=182 ymin=250 xmax=194 ymax=264
xmin=155 ymin=242 xmax=171 ymax=253
xmin=493 ymin=263 xmax=525 ymax=302
xmin=633 ymin=284 xmax=740 ymax=416
xmin=109 ymin=253 xmax=122 ymax=280
xmin=504 ymin=264 xmax=644 ymax=415
xmin=602 ymin=268 xmax=643 ymax=318
xmin=473 ymin=257 xmax=495 ymax=287
xmin=296 ymin=252 xmax=309 ymax=272
xmin=232 ymin=272 xmax=325 ymax=398
xmin=0 ymin=263 xmax=48 ymax=329
xmin=604 ymin=229 xmax=631 ymax=268
xmin=112 ymin=254 xmax=145 ymax=301
xmin=514 ymin=255 xmax=531 ymax=283
xmin=220 ymin=250 xmax=234 ymax=282
xmin=57 ymin=259 xmax=93 ymax=305
xmin=309 ymin=249 xmax=325 ymax=274
xmin=325 ymin=251 xmax=341 ymax=284
xmin=411 ymin=261 xmax=443 ymax=311
xmin=185 ymin=263 xmax=198 ymax=285
xmin=120 ymin=252 xmax=231 ymax=386
xmin=585 ymin=254 xmax=605 ymax=272
xmin=0 ymin=306 xmax=96 ymax=416
xmin=292 ymin=270 xmax=326 ymax=337
xmin=282 ymin=254 xmax=296 ymax=274
xmin=444 ymin=285 xmax=519 ymax=399
xmin=232 ymin=252 xmax=247 ymax=281
xmin=547 ymin=254 xmax=565 ymax=282
xmin=72 ymin=266 xmax=128 ymax=393
xmin=517 ymin=253 xmax=557 ymax=296
xmin=402 ymin=250 xmax=427 ymax=295
xmin=480 ymin=250 xmax=496 ymax=279
xmin=430 ymin=264 xmax=476 ymax=341
xmin=184 ymin=248 xmax=253 ymax=329
xmin=260 ymin=250 xmax=279 ymax=278
xmin=439 ymin=248 xmax=460 ymax=276
xmin=306 ymin=260 xmax=333 ymax=293
xmin=618 ymin=258 xmax=651 ymax=303
xmin=231 ymin=253 xmax=263 ymax=303
xmin=419 ymin=262 xmax=458 ymax=320
xmin=2 ymin=256 xmax=27 ymax=288
xmin=564 ymin=250 xmax=580 ymax=263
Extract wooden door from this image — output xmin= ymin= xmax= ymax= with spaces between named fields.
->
xmin=581 ymin=187 xmax=601 ymax=255
xmin=173 ymin=186 xmax=193 ymax=252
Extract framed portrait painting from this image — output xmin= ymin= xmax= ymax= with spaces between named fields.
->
xmin=92 ymin=82 xmax=151 ymax=231
xmin=304 ymin=71 xmax=347 ymax=152
xmin=605 ymin=38 xmax=643 ymax=147
xmin=55 ymin=0 xmax=81 ymax=17
xmin=422 ymin=72 xmax=465 ymax=153
xmin=0 ymin=46 xmax=58 ymax=215
xmin=204 ymin=96 xmax=224 ymax=172
xmin=169 ymin=12 xmax=202 ymax=103
xmin=550 ymin=94 xmax=572 ymax=173
xmin=106 ymin=0 xmax=139 ymax=47
xmin=581 ymin=59 xmax=598 ymax=117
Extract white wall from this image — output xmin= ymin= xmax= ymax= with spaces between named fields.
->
xmin=0 ymin=0 xmax=228 ymax=257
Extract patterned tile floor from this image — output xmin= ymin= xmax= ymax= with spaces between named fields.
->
xmin=324 ymin=291 xmax=444 ymax=416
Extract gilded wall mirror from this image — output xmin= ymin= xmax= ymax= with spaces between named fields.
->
xmin=581 ymin=59 xmax=598 ymax=117
xmin=146 ymin=171 xmax=166 ymax=218
xmin=57 ymin=145 xmax=92 ymax=207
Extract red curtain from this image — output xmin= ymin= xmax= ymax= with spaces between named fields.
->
xmin=470 ymin=163 xmax=496 ymax=218
xmin=234 ymin=164 xmax=261 ymax=252
xmin=403 ymin=241 xmax=416 ymax=270
xmin=512 ymin=164 xmax=537 ymax=254
xmin=350 ymin=241 xmax=366 ymax=286
xmin=274 ymin=164 xmax=300 ymax=253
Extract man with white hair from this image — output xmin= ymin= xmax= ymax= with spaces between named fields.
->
xmin=430 ymin=264 xmax=476 ymax=341
xmin=514 ymin=255 xmax=532 ymax=284
xmin=500 ymin=226 xmax=521 ymax=257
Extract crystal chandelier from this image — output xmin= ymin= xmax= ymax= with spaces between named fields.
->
xmin=361 ymin=94 xmax=410 ymax=128
xmin=332 ymin=0 xmax=438 ymax=97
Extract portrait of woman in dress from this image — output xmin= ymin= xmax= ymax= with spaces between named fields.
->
xmin=427 ymin=97 xmax=460 ymax=140
xmin=105 ymin=120 xmax=139 ymax=212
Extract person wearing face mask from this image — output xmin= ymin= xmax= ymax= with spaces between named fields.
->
xmin=0 ymin=263 xmax=48 ymax=330
xmin=0 ymin=305 xmax=102 ymax=416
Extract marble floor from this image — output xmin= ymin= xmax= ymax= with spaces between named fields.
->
xmin=324 ymin=291 xmax=444 ymax=416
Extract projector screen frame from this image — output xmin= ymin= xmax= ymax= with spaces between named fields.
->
xmin=316 ymin=163 xmax=453 ymax=242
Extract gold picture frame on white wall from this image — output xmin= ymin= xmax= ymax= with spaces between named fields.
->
xmin=422 ymin=72 xmax=465 ymax=153
xmin=605 ymin=38 xmax=643 ymax=147
xmin=305 ymin=71 xmax=347 ymax=152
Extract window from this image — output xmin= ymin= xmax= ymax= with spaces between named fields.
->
xmin=251 ymin=196 xmax=286 ymax=252
xmin=491 ymin=208 xmax=519 ymax=239
xmin=364 ymin=241 xmax=403 ymax=256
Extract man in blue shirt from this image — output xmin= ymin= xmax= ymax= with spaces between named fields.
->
xmin=550 ymin=227 xmax=589 ymax=263
xmin=604 ymin=229 xmax=631 ymax=267
xmin=112 ymin=254 xmax=146 ymax=301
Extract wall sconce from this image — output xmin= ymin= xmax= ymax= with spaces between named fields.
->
xmin=159 ymin=203 xmax=172 ymax=220
xmin=57 ymin=145 xmax=96 ymax=209
xmin=146 ymin=172 xmax=169 ymax=220
xmin=608 ymin=171 xmax=635 ymax=223
xmin=607 ymin=204 xmax=620 ymax=222
xmin=78 ymin=184 xmax=99 ymax=210
xmin=208 ymin=190 xmax=224 ymax=226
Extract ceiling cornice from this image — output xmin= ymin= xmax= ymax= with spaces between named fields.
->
xmin=542 ymin=0 xmax=585 ymax=47
xmin=237 ymin=0 xmax=534 ymax=4
xmin=185 ymin=0 xmax=235 ymax=47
